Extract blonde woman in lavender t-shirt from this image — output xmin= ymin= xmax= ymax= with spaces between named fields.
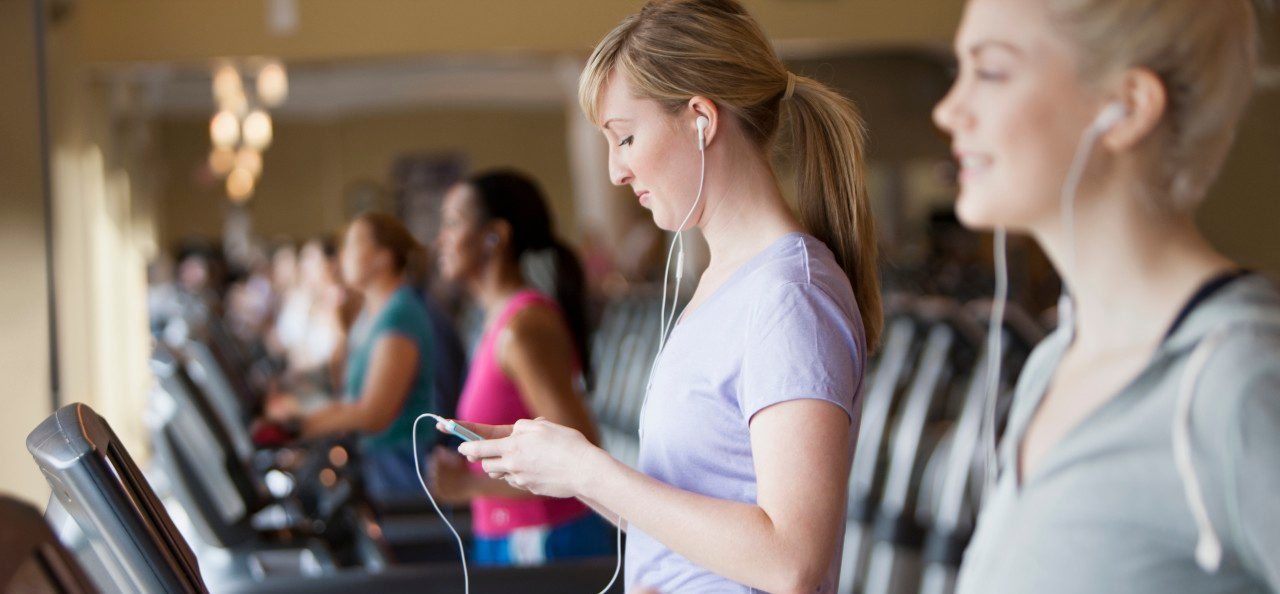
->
xmin=454 ymin=1 xmax=882 ymax=592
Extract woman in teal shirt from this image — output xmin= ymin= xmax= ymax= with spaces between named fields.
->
xmin=268 ymin=212 xmax=436 ymax=502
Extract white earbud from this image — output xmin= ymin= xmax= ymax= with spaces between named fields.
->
xmin=1059 ymin=99 xmax=1131 ymax=306
xmin=1091 ymin=101 xmax=1128 ymax=133
xmin=695 ymin=116 xmax=709 ymax=151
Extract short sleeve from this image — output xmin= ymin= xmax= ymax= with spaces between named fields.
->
xmin=739 ymin=281 xmax=863 ymax=422
xmin=372 ymin=294 xmax=432 ymax=362
xmin=376 ymin=299 xmax=413 ymax=336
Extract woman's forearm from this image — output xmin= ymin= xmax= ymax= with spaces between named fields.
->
xmin=580 ymin=453 xmax=828 ymax=594
xmin=577 ymin=495 xmax=623 ymax=529
xmin=300 ymin=402 xmax=358 ymax=437
xmin=301 ymin=401 xmax=387 ymax=437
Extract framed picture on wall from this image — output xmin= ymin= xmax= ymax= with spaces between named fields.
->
xmin=391 ymin=153 xmax=468 ymax=249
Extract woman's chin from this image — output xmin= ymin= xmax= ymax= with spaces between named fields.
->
xmin=650 ymin=211 xmax=679 ymax=233
xmin=955 ymin=191 xmax=1006 ymax=231
xmin=438 ymin=266 xmax=464 ymax=286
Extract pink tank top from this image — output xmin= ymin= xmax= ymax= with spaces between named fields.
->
xmin=455 ymin=290 xmax=590 ymax=537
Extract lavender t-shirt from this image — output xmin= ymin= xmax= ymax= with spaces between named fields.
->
xmin=625 ymin=233 xmax=866 ymax=594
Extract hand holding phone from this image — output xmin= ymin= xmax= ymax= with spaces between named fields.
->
xmin=426 ymin=413 xmax=485 ymax=442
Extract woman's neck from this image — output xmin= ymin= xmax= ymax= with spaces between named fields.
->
xmin=697 ymin=141 xmax=804 ymax=272
xmin=470 ymin=256 xmax=527 ymax=314
xmin=1034 ymin=189 xmax=1233 ymax=354
xmin=361 ymin=274 xmax=403 ymax=315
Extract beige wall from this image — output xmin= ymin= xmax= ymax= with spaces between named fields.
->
xmin=0 ymin=0 xmax=54 ymax=507
xmin=156 ymin=107 xmax=576 ymax=248
xmin=45 ymin=1 xmax=157 ymax=470
xmin=153 ymin=84 xmax=1280 ymax=279
xmin=1200 ymin=90 xmax=1280 ymax=275
xmin=105 ymin=0 xmax=1278 ymax=273
xmin=78 ymin=0 xmax=964 ymax=63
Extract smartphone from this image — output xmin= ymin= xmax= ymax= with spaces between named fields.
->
xmin=442 ymin=419 xmax=484 ymax=442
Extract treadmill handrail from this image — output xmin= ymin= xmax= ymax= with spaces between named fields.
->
xmin=880 ymin=324 xmax=955 ymax=513
xmin=850 ymin=317 xmax=917 ymax=499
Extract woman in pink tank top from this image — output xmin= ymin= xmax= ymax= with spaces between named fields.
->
xmin=429 ymin=169 xmax=612 ymax=566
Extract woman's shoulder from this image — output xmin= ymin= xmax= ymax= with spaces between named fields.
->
xmin=507 ymin=288 xmax=557 ymax=310
xmin=730 ymin=234 xmax=863 ymax=349
xmin=738 ymin=232 xmax=834 ymax=284
xmin=497 ymin=290 xmax=564 ymax=339
xmin=379 ymin=286 xmax=432 ymax=332
xmin=497 ymin=294 xmax=577 ymax=368
xmin=745 ymin=233 xmax=856 ymax=310
xmin=1193 ymin=311 xmax=1280 ymax=435
xmin=1182 ymin=273 xmax=1280 ymax=399
xmin=1185 ymin=280 xmax=1280 ymax=564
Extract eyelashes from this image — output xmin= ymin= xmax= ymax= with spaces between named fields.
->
xmin=975 ymin=69 xmax=1009 ymax=82
xmin=949 ymin=59 xmax=1010 ymax=85
xmin=619 ymin=135 xmax=634 ymax=147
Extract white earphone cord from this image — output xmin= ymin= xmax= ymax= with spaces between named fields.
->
xmin=626 ymin=119 xmax=710 ymax=592
xmin=981 ymin=227 xmax=1007 ymax=500
xmin=412 ymin=414 xmax=626 ymax=594
xmin=643 ymin=122 xmax=708 ymax=402
xmin=982 ymin=114 xmax=1107 ymax=497
xmin=658 ymin=128 xmax=708 ymax=351
xmin=982 ymin=104 xmax=1232 ymax=574
xmin=406 ymin=120 xmax=713 ymax=594
xmin=412 ymin=414 xmax=471 ymax=594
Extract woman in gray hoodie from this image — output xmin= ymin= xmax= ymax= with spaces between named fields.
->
xmin=932 ymin=0 xmax=1280 ymax=592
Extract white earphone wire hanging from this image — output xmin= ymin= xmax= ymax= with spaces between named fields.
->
xmin=644 ymin=116 xmax=709 ymax=405
xmin=979 ymin=104 xmax=1122 ymax=498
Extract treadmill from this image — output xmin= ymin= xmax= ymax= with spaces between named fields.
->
xmin=28 ymin=404 xmax=623 ymax=594
xmin=149 ymin=342 xmax=467 ymax=567
xmin=148 ymin=344 xmax=390 ymax=586
xmin=26 ymin=403 xmax=209 ymax=593
xmin=0 ymin=495 xmax=100 ymax=594
xmin=839 ymin=312 xmax=920 ymax=594
xmin=861 ymin=299 xmax=983 ymax=594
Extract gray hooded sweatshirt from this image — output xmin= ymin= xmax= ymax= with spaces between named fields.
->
xmin=957 ymin=273 xmax=1280 ymax=594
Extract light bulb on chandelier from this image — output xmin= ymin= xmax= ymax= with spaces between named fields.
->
xmin=226 ymin=167 xmax=256 ymax=203
xmin=210 ymin=110 xmax=240 ymax=149
xmin=257 ymin=61 xmax=289 ymax=107
xmin=242 ymin=110 xmax=273 ymax=151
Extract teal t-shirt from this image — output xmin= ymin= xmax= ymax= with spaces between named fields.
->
xmin=345 ymin=284 xmax=436 ymax=451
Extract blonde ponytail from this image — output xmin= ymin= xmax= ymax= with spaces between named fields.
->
xmin=1047 ymin=0 xmax=1258 ymax=211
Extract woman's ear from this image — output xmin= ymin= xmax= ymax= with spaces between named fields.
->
xmin=1101 ymin=67 xmax=1167 ymax=152
xmin=485 ymin=220 xmax=514 ymax=254
xmin=686 ymin=96 xmax=720 ymax=148
xmin=372 ymin=246 xmax=395 ymax=274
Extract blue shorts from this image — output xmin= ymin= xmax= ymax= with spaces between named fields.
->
xmin=472 ymin=512 xmax=615 ymax=567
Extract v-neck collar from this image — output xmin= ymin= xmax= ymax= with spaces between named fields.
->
xmin=1009 ymin=270 xmax=1256 ymax=491
xmin=666 ymin=232 xmax=807 ymax=336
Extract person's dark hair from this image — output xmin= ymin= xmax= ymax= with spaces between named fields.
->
xmin=467 ymin=169 xmax=592 ymax=384
xmin=352 ymin=212 xmax=423 ymax=275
